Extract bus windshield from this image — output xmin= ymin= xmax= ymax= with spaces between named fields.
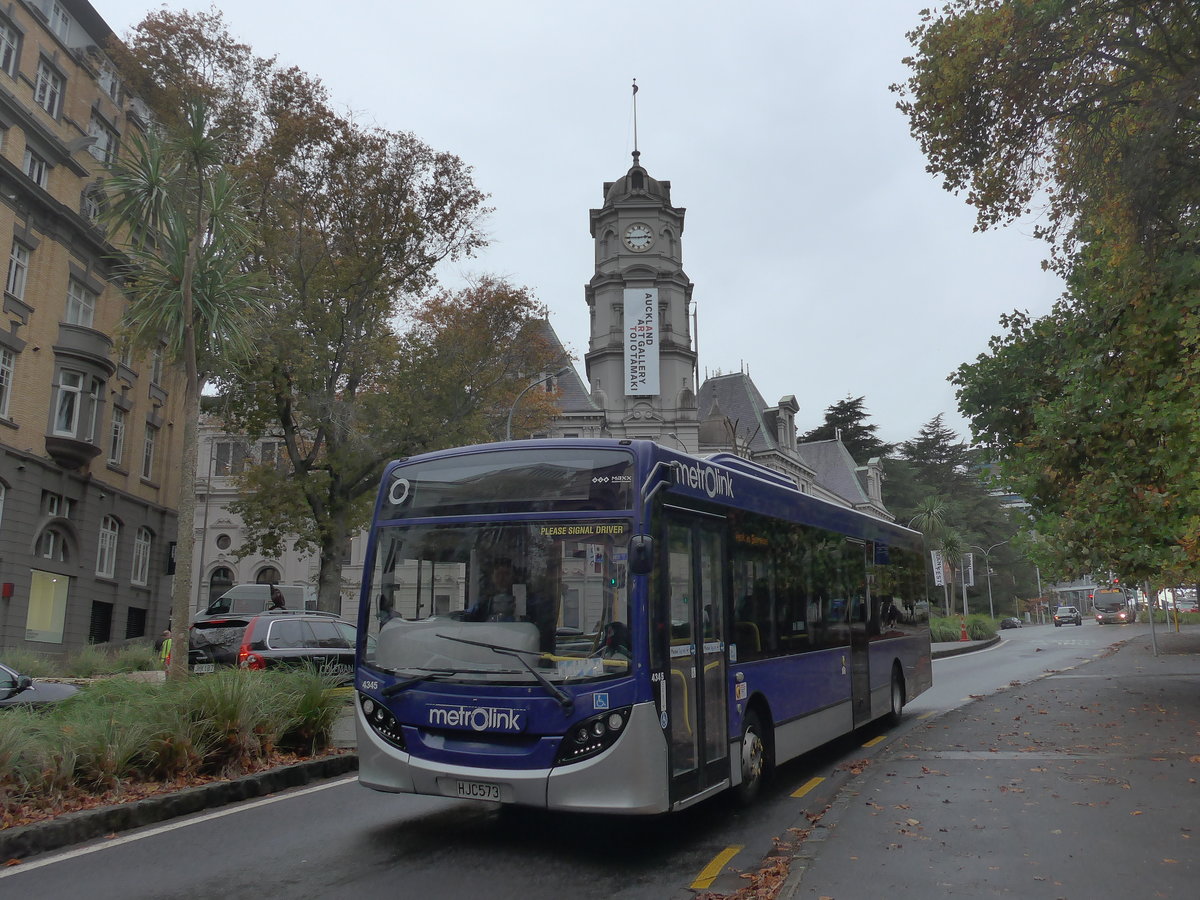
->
xmin=363 ymin=520 xmax=633 ymax=685
xmin=1092 ymin=590 xmax=1127 ymax=612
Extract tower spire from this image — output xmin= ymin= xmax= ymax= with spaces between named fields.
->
xmin=631 ymin=78 xmax=640 ymax=166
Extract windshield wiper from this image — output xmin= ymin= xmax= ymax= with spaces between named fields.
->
xmin=380 ymin=668 xmax=457 ymax=697
xmin=435 ymin=633 xmax=574 ymax=714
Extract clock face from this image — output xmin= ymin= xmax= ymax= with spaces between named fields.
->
xmin=623 ymin=223 xmax=654 ymax=252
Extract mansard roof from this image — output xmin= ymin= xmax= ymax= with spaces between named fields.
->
xmin=696 ymin=372 xmax=775 ymax=454
xmin=795 ymin=439 xmax=872 ymax=507
xmin=531 ymin=318 xmax=600 ymax=414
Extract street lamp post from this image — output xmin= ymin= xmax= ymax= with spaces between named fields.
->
xmin=970 ymin=540 xmax=1009 ymax=619
xmin=506 ymin=367 xmax=571 ymax=440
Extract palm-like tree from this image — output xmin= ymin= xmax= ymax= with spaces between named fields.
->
xmin=938 ymin=530 xmax=966 ymax=618
xmin=907 ymin=495 xmax=948 ymax=538
xmin=104 ymin=100 xmax=262 ymax=679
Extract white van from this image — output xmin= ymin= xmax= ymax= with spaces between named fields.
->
xmin=193 ymin=584 xmax=312 ymax=621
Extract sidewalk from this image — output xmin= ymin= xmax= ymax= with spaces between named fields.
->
xmin=781 ymin=627 xmax=1200 ymax=898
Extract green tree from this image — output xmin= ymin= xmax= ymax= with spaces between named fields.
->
xmin=104 ymin=100 xmax=262 ymax=679
xmin=887 ymin=416 xmax=1035 ymax=610
xmin=798 ymin=396 xmax=893 ymax=464
xmin=897 ymin=1 xmax=1200 ymax=591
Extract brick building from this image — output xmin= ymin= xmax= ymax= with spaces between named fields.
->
xmin=0 ymin=1 xmax=185 ymax=655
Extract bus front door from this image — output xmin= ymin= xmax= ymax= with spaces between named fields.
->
xmin=664 ymin=515 xmax=729 ymax=804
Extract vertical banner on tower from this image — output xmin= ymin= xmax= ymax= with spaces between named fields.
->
xmin=624 ymin=288 xmax=659 ymax=395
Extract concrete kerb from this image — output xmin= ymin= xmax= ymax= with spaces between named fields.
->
xmin=931 ymin=634 xmax=1001 ymax=659
xmin=0 ymin=753 xmax=358 ymax=862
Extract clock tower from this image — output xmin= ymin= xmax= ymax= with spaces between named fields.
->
xmin=585 ymin=151 xmax=698 ymax=450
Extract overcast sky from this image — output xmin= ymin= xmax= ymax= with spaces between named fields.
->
xmin=97 ymin=1 xmax=1064 ymax=445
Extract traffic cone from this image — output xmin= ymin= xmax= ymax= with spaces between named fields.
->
xmin=960 ymin=618 xmax=969 ymax=642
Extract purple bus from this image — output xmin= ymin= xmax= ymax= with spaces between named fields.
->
xmin=354 ymin=439 xmax=931 ymax=814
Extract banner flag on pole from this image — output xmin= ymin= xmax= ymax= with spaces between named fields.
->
xmin=931 ymin=550 xmax=945 ymax=587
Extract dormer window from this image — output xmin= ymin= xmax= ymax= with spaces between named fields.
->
xmin=631 ymin=169 xmax=644 ymax=190
xmin=49 ymin=2 xmax=71 ymax=40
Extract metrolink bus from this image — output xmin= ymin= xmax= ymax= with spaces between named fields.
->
xmin=354 ymin=439 xmax=931 ymax=814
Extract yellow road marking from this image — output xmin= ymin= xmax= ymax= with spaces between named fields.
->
xmin=691 ymin=845 xmax=744 ymax=890
xmin=917 ymin=711 xmax=935 ymax=719
xmin=862 ymin=735 xmax=886 ymax=748
xmin=791 ymin=776 xmax=825 ymax=798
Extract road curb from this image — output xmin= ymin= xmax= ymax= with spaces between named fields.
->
xmin=930 ymin=634 xmax=1001 ymax=659
xmin=0 ymin=754 xmax=358 ymax=862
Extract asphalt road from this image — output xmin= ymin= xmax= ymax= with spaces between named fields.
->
xmin=4 ymin=623 xmax=1186 ymax=900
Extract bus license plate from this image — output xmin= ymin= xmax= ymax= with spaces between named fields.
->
xmin=456 ymin=780 xmax=502 ymax=802
xmin=192 ymin=664 xmax=215 ymax=674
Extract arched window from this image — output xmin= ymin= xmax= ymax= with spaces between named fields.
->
xmin=208 ymin=566 xmax=234 ymax=606
xmin=96 ymin=515 xmax=119 ymax=578
xmin=131 ymin=527 xmax=152 ymax=586
xmin=38 ymin=527 xmax=69 ymax=562
xmin=256 ymin=566 xmax=281 ymax=585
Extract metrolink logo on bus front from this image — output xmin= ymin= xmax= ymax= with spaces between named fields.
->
xmin=670 ymin=460 xmax=735 ymax=500
xmin=428 ymin=704 xmax=525 ymax=733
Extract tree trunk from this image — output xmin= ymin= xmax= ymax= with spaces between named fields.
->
xmin=167 ymin=385 xmax=201 ymax=680
xmin=315 ymin=506 xmax=350 ymax=615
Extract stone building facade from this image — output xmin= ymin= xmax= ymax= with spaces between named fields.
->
xmin=0 ymin=1 xmax=185 ymax=655
xmin=191 ymin=419 xmax=364 ymax=617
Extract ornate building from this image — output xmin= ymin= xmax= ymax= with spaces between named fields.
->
xmin=534 ymin=150 xmax=892 ymax=520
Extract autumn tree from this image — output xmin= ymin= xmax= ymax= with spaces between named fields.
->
xmin=797 ymin=396 xmax=893 ymax=464
xmin=118 ymin=9 xmax=561 ymax=612
xmin=224 ymin=278 xmax=560 ymax=610
xmin=897 ymin=1 xmax=1200 ymax=592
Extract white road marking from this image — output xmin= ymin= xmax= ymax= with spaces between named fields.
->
xmin=0 ymin=776 xmax=357 ymax=878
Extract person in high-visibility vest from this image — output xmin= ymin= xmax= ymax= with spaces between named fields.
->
xmin=157 ymin=630 xmax=172 ymax=668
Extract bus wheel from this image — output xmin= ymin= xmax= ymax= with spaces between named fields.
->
xmin=887 ymin=665 xmax=905 ymax=725
xmin=736 ymin=710 xmax=769 ymax=805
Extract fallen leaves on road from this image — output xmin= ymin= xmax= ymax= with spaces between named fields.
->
xmin=838 ymin=758 xmax=871 ymax=776
xmin=695 ymin=808 xmax=828 ymax=900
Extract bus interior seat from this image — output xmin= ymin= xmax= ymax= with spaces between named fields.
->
xmin=735 ymin=621 xmax=761 ymax=653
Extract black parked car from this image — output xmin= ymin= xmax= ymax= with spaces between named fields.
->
xmin=0 ymin=661 xmax=79 ymax=709
xmin=1000 ymin=617 xmax=1023 ymax=629
xmin=187 ymin=611 xmax=358 ymax=685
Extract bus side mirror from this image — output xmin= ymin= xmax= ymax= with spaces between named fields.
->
xmin=628 ymin=535 xmax=654 ymax=575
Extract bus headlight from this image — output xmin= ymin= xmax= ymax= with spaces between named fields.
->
xmin=555 ymin=707 xmax=631 ymax=766
xmin=359 ymin=692 xmax=406 ymax=750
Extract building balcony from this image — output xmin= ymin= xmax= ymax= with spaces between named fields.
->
xmin=54 ymin=323 xmax=117 ymax=375
xmin=45 ymin=435 xmax=103 ymax=470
